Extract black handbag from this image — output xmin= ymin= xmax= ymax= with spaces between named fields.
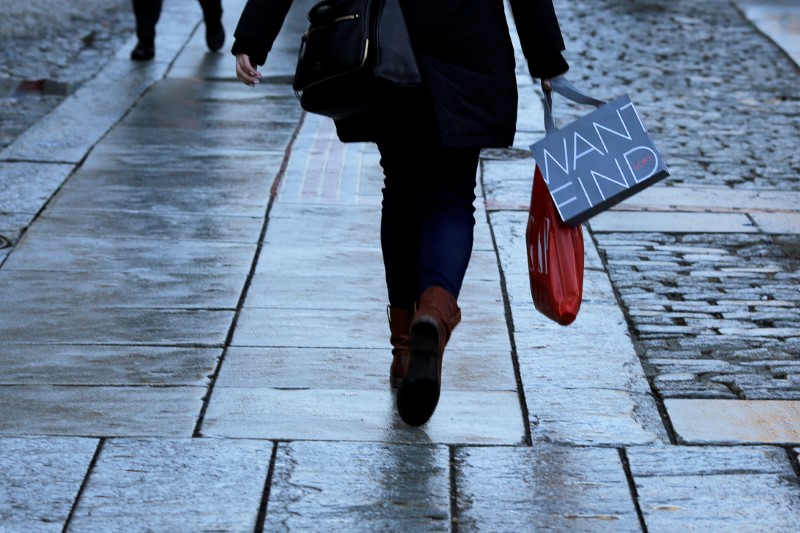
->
xmin=292 ymin=0 xmax=421 ymax=120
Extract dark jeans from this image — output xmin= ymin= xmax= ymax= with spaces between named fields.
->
xmin=132 ymin=0 xmax=222 ymax=43
xmin=378 ymin=142 xmax=481 ymax=307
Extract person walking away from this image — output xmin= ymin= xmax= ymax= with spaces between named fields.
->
xmin=131 ymin=0 xmax=226 ymax=60
xmin=231 ymin=0 xmax=570 ymax=426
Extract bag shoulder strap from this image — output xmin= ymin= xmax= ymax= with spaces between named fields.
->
xmin=544 ymin=76 xmax=607 ymax=134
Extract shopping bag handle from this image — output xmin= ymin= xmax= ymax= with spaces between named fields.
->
xmin=543 ymin=76 xmax=607 ymax=134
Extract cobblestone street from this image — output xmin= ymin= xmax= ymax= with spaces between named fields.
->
xmin=548 ymin=0 xmax=800 ymax=405
xmin=0 ymin=0 xmax=134 ymax=150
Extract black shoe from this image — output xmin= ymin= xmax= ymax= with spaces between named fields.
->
xmin=130 ymin=41 xmax=155 ymax=61
xmin=396 ymin=320 xmax=441 ymax=427
xmin=205 ymin=22 xmax=225 ymax=52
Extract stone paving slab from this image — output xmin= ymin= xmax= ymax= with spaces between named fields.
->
xmin=111 ymin=76 xmax=293 ymax=111
xmin=252 ymin=245 xmax=500 ymax=288
xmin=265 ymin=204 xmax=383 ymax=249
xmin=0 ymin=162 xmax=73 ymax=235
xmin=489 ymin=210 xmax=666 ymax=446
xmin=29 ymin=208 xmax=263 ymax=244
xmin=78 ymin=146 xmax=284 ymax=174
xmin=232 ymin=307 xmax=389 ymax=349
xmin=87 ymin=141 xmax=285 ymax=168
xmin=616 ymin=185 xmax=800 ymax=213
xmin=121 ymin=85 xmax=300 ymax=127
xmin=62 ymin=165 xmax=279 ymax=190
xmin=0 ymin=386 xmax=203 ymax=437
xmin=69 ymin=438 xmax=272 ymax=531
xmin=512 ymin=308 xmax=652 ymax=394
xmin=0 ymin=212 xmax=33 ymax=238
xmin=247 ymin=242 xmax=500 ymax=308
xmin=276 ymin=115 xmax=384 ymax=205
xmin=252 ymin=245 xmax=384 ymax=283
xmin=164 ymin=46 xmax=236 ymax=83
xmin=627 ymin=445 xmax=800 ymax=531
xmin=0 ymin=307 xmax=233 ymax=346
xmin=215 ymin=345 xmax=516 ymax=392
xmin=120 ymin=99 xmax=301 ymax=133
xmin=751 ymin=211 xmax=800 ymax=234
xmin=0 ymin=437 xmax=97 ymax=532
xmin=47 ymin=176 xmax=272 ymax=217
xmin=202 ymin=388 xmax=524 ymax=444
xmin=214 ymin=347 xmax=390 ymax=390
xmin=245 ymin=270 xmax=388 ymax=310
xmin=232 ymin=306 xmax=511 ymax=354
xmin=268 ymin=164 xmax=495 ymax=252
xmin=264 ymin=440 xmax=451 ymax=531
xmin=456 ymin=445 xmax=640 ymax=530
xmin=3 ymin=233 xmax=256 ymax=274
xmin=488 ymin=210 xmax=606 ymax=279
xmin=274 ymin=177 xmax=490 ymax=262
xmin=666 ymin=399 xmax=800 ymax=445
xmin=527 ymin=386 xmax=665 ymax=447
xmin=480 ymin=158 xmax=538 ymax=211
xmin=103 ymin=122 xmax=295 ymax=153
xmin=590 ymin=211 xmax=758 ymax=234
xmin=0 ymin=269 xmax=244 ymax=310
xmin=0 ymin=345 xmax=219 ymax=386
xmin=245 ymin=271 xmax=502 ymax=310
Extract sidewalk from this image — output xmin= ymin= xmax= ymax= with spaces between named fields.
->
xmin=0 ymin=0 xmax=799 ymax=530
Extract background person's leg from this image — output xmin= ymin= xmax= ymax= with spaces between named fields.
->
xmin=198 ymin=0 xmax=224 ymax=51
xmin=130 ymin=0 xmax=162 ymax=59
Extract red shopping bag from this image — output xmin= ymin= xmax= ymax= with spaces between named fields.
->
xmin=526 ymin=165 xmax=584 ymax=325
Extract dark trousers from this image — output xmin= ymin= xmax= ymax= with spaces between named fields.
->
xmin=378 ymin=142 xmax=480 ymax=307
xmin=132 ymin=0 xmax=222 ymax=43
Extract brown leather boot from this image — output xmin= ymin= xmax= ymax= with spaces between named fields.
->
xmin=388 ymin=306 xmax=413 ymax=388
xmin=396 ymin=286 xmax=461 ymax=426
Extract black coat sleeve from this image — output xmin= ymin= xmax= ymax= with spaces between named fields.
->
xmin=231 ymin=0 xmax=294 ymax=66
xmin=508 ymin=0 xmax=569 ymax=79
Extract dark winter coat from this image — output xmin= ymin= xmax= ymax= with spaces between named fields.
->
xmin=232 ymin=0 xmax=569 ymax=147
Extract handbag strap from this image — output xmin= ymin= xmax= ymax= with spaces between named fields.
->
xmin=543 ymin=76 xmax=607 ymax=134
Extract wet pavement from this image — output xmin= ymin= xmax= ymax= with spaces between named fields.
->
xmin=0 ymin=0 xmax=799 ymax=530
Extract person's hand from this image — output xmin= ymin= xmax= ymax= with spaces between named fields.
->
xmin=541 ymin=78 xmax=552 ymax=93
xmin=236 ymin=54 xmax=262 ymax=87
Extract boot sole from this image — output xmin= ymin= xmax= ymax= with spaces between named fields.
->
xmin=396 ymin=320 xmax=440 ymax=426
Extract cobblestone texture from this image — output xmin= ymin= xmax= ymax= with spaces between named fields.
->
xmin=554 ymin=0 xmax=800 ymax=191
xmin=596 ymin=232 xmax=800 ymax=400
xmin=554 ymin=0 xmax=800 ymax=402
xmin=0 ymin=0 xmax=133 ymax=150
